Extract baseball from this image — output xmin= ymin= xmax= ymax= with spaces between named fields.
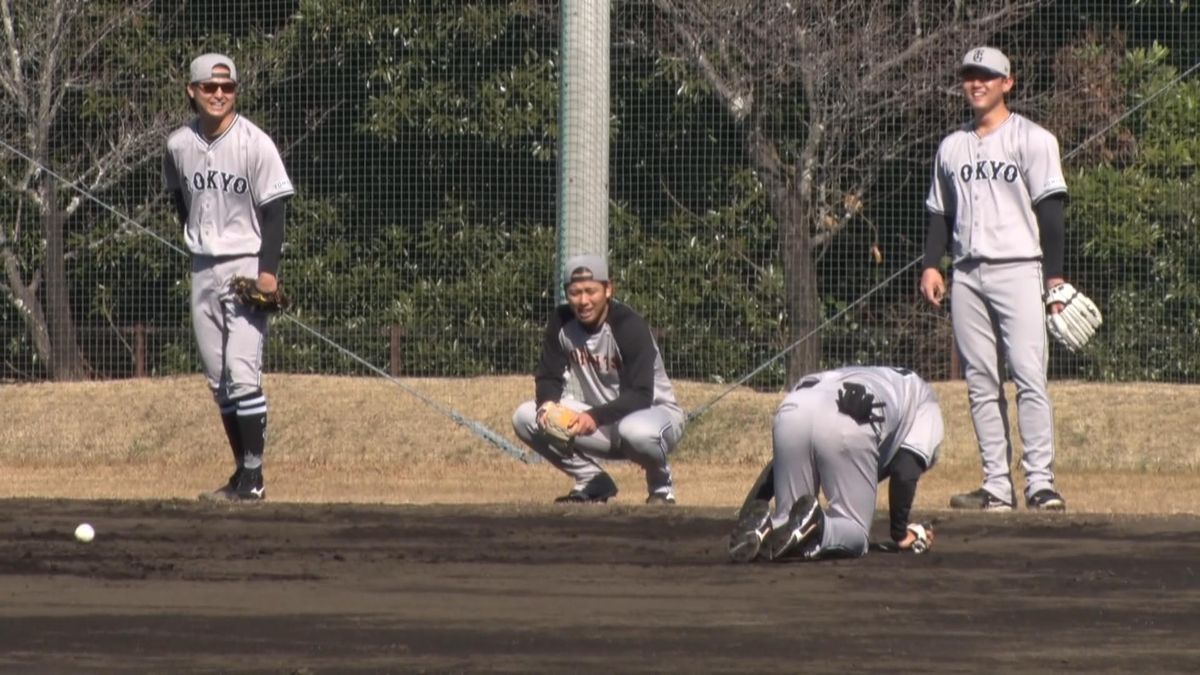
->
xmin=74 ymin=523 xmax=95 ymax=543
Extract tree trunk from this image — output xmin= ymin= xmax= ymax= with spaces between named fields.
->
xmin=748 ymin=128 xmax=823 ymax=384
xmin=777 ymin=188 xmax=822 ymax=383
xmin=41 ymin=181 xmax=87 ymax=381
xmin=1 ymin=251 xmax=53 ymax=367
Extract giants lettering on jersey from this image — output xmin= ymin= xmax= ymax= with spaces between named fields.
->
xmin=570 ymin=346 xmax=621 ymax=372
xmin=189 ymin=170 xmax=250 ymax=195
xmin=959 ymin=161 xmax=1019 ymax=183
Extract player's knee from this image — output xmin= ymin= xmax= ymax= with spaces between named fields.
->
xmin=512 ymin=401 xmax=540 ymax=442
xmin=227 ymin=383 xmax=262 ymax=402
xmin=616 ymin=418 xmax=670 ymax=466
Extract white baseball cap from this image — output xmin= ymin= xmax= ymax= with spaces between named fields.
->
xmin=190 ymin=53 xmax=238 ymax=83
xmin=959 ymin=47 xmax=1010 ymax=78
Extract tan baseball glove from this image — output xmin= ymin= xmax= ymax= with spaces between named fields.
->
xmin=538 ymin=402 xmax=579 ymax=444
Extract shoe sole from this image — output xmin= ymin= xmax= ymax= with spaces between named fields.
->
xmin=728 ymin=500 xmax=772 ymax=563
xmin=1028 ymin=500 xmax=1066 ymax=512
xmin=766 ymin=499 xmax=820 ymax=560
xmin=554 ymin=493 xmax=616 ymax=504
xmin=198 ymin=489 xmax=265 ymax=502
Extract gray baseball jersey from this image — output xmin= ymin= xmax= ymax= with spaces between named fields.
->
xmin=925 ymin=112 xmax=1064 ymax=504
xmin=162 ymin=114 xmax=294 ymax=257
xmin=772 ymin=367 xmax=944 ymax=557
xmin=926 ymin=113 xmax=1066 ymax=264
xmin=162 ymin=114 xmax=292 ymax=401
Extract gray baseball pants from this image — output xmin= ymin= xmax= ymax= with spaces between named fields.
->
xmin=951 ymin=259 xmax=1056 ymax=501
xmin=191 ymin=255 xmax=267 ymax=403
xmin=512 ymin=399 xmax=684 ymax=496
xmin=772 ymin=386 xmax=879 ymax=558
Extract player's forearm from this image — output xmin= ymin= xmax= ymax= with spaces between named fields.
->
xmin=586 ymin=387 xmax=653 ymax=426
xmin=534 ymin=376 xmax=565 ymax=406
xmin=257 ymin=198 xmax=288 ymax=275
xmin=921 ymin=211 xmax=951 ymax=270
xmin=887 ymin=448 xmax=924 ymax=541
xmin=171 ymin=190 xmax=189 ymax=225
xmin=1035 ymin=195 xmax=1066 ymax=279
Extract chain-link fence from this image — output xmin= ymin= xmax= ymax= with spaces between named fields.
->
xmin=2 ymin=1 xmax=1197 ymax=389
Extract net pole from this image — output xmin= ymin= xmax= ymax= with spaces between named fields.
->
xmin=556 ymin=0 xmax=611 ymax=299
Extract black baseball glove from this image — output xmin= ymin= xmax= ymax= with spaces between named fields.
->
xmin=229 ymin=276 xmax=290 ymax=313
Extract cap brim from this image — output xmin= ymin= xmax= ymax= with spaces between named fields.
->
xmin=958 ymin=64 xmax=1007 ymax=77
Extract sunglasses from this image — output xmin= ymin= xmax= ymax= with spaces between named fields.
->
xmin=196 ymin=81 xmax=237 ymax=95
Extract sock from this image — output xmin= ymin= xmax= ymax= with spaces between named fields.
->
xmin=219 ymin=401 xmax=244 ymax=469
xmin=234 ymin=391 xmax=268 ymax=471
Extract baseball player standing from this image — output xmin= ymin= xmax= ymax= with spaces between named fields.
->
xmin=728 ymin=366 xmax=944 ymax=562
xmin=162 ymin=53 xmax=294 ymax=501
xmin=512 ymin=255 xmax=686 ymax=504
xmin=920 ymin=47 xmax=1068 ymax=512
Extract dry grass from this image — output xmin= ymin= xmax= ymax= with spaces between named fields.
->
xmin=2 ymin=374 xmax=1199 ymax=513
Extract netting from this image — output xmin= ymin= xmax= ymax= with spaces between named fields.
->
xmin=1 ymin=1 xmax=1197 ymax=391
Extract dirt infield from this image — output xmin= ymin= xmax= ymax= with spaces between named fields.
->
xmin=2 ymin=499 xmax=1199 ymax=673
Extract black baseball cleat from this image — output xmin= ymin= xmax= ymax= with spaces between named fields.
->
xmin=765 ymin=495 xmax=824 ymax=561
xmin=949 ymin=487 xmax=1014 ymax=512
xmin=199 ymin=467 xmax=265 ymax=502
xmin=198 ymin=468 xmax=242 ymax=502
xmin=554 ymin=472 xmax=618 ymax=503
xmin=233 ymin=466 xmax=266 ymax=501
xmin=1026 ymin=488 xmax=1066 ymax=512
xmin=728 ymin=499 xmax=773 ymax=563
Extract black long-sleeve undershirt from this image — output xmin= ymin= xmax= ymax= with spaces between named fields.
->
xmin=886 ymin=448 xmax=925 ymax=542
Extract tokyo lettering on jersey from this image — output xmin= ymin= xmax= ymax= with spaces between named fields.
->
xmin=790 ymin=366 xmax=944 ymax=472
xmin=925 ymin=113 xmax=1066 ymax=263
xmin=162 ymin=114 xmax=294 ymax=257
xmin=534 ymin=301 xmax=683 ymax=426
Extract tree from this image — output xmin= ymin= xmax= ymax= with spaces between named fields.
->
xmin=0 ymin=0 xmax=176 ymax=380
xmin=637 ymin=0 xmax=1041 ymax=381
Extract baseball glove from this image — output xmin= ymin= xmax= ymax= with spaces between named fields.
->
xmin=906 ymin=523 xmax=934 ymax=554
xmin=538 ymin=402 xmax=579 ymax=444
xmin=230 ymin=276 xmax=290 ymax=313
xmin=1045 ymin=283 xmax=1102 ymax=352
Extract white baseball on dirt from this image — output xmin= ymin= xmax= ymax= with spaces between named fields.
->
xmin=74 ymin=523 xmax=95 ymax=543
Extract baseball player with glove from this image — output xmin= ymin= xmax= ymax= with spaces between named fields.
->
xmin=920 ymin=47 xmax=1101 ymax=513
xmin=512 ymin=255 xmax=686 ymax=504
xmin=728 ymin=366 xmax=944 ymax=563
xmin=162 ymin=53 xmax=294 ymax=501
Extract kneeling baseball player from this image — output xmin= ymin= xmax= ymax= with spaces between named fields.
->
xmin=512 ymin=255 xmax=686 ymax=504
xmin=729 ymin=366 xmax=944 ymax=562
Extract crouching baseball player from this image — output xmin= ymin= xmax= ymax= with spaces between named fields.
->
xmin=512 ymin=255 xmax=686 ymax=504
xmin=728 ymin=366 xmax=944 ymax=562
xmin=162 ymin=53 xmax=294 ymax=501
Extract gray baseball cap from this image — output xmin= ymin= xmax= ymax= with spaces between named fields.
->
xmin=959 ymin=47 xmax=1010 ymax=78
xmin=563 ymin=254 xmax=609 ymax=286
xmin=190 ymin=53 xmax=238 ymax=83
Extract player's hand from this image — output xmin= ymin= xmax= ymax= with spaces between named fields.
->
xmin=898 ymin=523 xmax=934 ymax=553
xmin=919 ymin=268 xmax=946 ymax=307
xmin=256 ymin=271 xmax=278 ymax=294
xmin=569 ymin=412 xmax=598 ymax=436
xmin=1045 ymin=276 xmax=1065 ymax=315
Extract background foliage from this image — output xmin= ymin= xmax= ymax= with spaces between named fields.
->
xmin=1 ymin=0 xmax=1197 ymax=387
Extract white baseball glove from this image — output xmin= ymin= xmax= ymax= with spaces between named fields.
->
xmin=906 ymin=523 xmax=934 ymax=554
xmin=1045 ymin=283 xmax=1103 ymax=352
